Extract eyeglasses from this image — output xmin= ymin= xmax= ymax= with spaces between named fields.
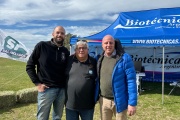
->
xmin=77 ymin=40 xmax=87 ymax=42
xmin=76 ymin=47 xmax=87 ymax=50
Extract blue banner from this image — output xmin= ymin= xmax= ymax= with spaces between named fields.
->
xmin=70 ymin=7 xmax=180 ymax=47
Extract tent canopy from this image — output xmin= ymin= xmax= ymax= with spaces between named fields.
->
xmin=70 ymin=7 xmax=180 ymax=103
xmin=70 ymin=7 xmax=180 ymax=47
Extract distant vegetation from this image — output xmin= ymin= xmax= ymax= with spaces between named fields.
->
xmin=64 ymin=33 xmax=77 ymax=50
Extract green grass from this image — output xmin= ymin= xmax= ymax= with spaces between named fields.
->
xmin=0 ymin=57 xmax=34 ymax=91
xmin=0 ymin=93 xmax=180 ymax=120
xmin=0 ymin=57 xmax=180 ymax=120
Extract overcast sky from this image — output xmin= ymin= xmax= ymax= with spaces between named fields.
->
xmin=0 ymin=0 xmax=180 ymax=49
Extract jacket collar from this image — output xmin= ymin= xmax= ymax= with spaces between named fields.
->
xmin=50 ymin=38 xmax=63 ymax=47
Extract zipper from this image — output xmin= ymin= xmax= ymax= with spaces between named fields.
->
xmin=56 ymin=47 xmax=59 ymax=61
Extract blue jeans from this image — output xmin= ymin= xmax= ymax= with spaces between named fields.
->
xmin=37 ymin=88 xmax=65 ymax=120
xmin=66 ymin=108 xmax=94 ymax=120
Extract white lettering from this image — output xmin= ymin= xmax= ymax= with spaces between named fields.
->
xmin=125 ymin=19 xmax=134 ymax=26
xmin=124 ymin=16 xmax=180 ymax=27
xmin=132 ymin=39 xmax=180 ymax=44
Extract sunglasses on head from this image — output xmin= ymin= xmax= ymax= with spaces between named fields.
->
xmin=77 ymin=40 xmax=87 ymax=42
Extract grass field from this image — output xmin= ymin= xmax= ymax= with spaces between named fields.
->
xmin=0 ymin=57 xmax=34 ymax=91
xmin=0 ymin=57 xmax=180 ymax=120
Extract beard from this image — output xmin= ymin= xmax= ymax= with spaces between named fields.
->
xmin=54 ymin=37 xmax=64 ymax=46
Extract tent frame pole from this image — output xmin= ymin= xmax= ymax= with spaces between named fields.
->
xmin=162 ymin=46 xmax=165 ymax=104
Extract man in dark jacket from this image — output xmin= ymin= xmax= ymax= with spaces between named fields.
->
xmin=65 ymin=40 xmax=97 ymax=120
xmin=26 ymin=26 xmax=70 ymax=120
xmin=96 ymin=35 xmax=137 ymax=120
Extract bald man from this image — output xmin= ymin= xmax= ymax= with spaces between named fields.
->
xmin=26 ymin=26 xmax=70 ymax=120
xmin=96 ymin=35 xmax=137 ymax=120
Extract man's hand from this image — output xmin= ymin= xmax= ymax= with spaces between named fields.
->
xmin=127 ymin=105 xmax=136 ymax=116
xmin=36 ymin=84 xmax=49 ymax=92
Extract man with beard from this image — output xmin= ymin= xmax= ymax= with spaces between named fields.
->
xmin=26 ymin=26 xmax=70 ymax=120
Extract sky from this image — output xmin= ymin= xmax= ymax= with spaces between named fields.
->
xmin=0 ymin=0 xmax=180 ymax=50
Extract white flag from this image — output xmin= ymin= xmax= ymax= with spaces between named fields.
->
xmin=0 ymin=29 xmax=6 ymax=46
xmin=0 ymin=29 xmax=31 ymax=62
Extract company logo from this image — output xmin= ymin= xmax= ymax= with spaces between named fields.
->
xmin=1 ymin=36 xmax=28 ymax=58
xmin=114 ymin=24 xmax=151 ymax=29
xmin=114 ymin=15 xmax=180 ymax=29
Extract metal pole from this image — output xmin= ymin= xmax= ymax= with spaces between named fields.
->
xmin=162 ymin=46 xmax=165 ymax=104
xmin=153 ymin=47 xmax=156 ymax=81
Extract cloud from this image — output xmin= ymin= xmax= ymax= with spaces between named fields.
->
xmin=1 ymin=0 xmax=179 ymax=22
xmin=3 ymin=28 xmax=51 ymax=49
xmin=3 ymin=25 xmax=108 ymax=49
xmin=0 ymin=0 xmax=180 ymax=50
